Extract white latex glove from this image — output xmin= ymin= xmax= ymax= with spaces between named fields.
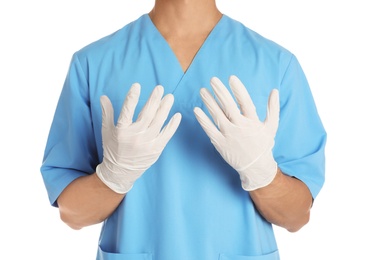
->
xmin=96 ymin=83 xmax=182 ymax=194
xmin=194 ymin=76 xmax=279 ymax=191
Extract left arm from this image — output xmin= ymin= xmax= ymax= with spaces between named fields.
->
xmin=249 ymin=168 xmax=313 ymax=232
xmin=194 ymin=75 xmax=313 ymax=232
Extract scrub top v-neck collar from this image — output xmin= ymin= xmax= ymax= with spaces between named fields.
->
xmin=141 ymin=13 xmax=226 ymax=85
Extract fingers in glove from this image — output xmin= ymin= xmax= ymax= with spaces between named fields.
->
xmin=136 ymin=85 xmax=164 ymax=127
xmin=199 ymin=88 xmax=229 ymax=132
xmin=265 ymin=89 xmax=280 ymax=135
xmin=149 ymin=93 xmax=175 ymax=135
xmin=100 ymin=95 xmax=115 ymax=130
xmin=158 ymin=112 xmax=182 ymax=147
xmin=228 ymin=75 xmax=259 ymax=122
xmin=193 ymin=107 xmax=223 ymax=143
xmin=117 ymin=83 xmax=141 ymax=128
xmin=210 ymin=77 xmax=241 ymax=123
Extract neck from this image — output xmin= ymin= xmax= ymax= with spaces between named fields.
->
xmin=149 ymin=0 xmax=222 ymax=37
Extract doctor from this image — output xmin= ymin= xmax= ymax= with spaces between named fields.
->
xmin=40 ymin=0 xmax=327 ymax=259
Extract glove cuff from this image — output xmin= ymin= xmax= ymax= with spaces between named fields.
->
xmin=239 ymin=151 xmax=277 ymax=191
xmin=96 ymin=162 xmax=134 ymax=194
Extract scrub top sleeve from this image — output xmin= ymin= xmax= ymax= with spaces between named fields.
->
xmin=40 ymin=53 xmax=98 ymax=207
xmin=274 ymin=54 xmax=327 ymax=199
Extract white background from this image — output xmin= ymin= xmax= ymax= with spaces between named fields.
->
xmin=1 ymin=0 xmax=377 ymax=259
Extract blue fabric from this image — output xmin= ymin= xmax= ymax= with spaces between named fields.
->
xmin=41 ymin=14 xmax=326 ymax=260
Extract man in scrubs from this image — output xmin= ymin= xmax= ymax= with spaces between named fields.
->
xmin=40 ymin=0 xmax=327 ymax=259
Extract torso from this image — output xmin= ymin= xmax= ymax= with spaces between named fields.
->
xmin=58 ymin=14 xmax=297 ymax=259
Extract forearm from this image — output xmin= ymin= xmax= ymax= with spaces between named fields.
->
xmin=249 ymin=168 xmax=313 ymax=232
xmin=57 ymin=173 xmax=124 ymax=230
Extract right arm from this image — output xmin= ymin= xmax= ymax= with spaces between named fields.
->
xmin=58 ymin=84 xmax=181 ymax=230
xmin=57 ymin=173 xmax=124 ymax=230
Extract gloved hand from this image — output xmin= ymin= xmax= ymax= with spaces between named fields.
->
xmin=194 ymin=75 xmax=279 ymax=191
xmin=96 ymin=83 xmax=182 ymax=194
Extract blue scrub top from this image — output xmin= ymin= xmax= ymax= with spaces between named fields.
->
xmin=41 ymin=14 xmax=326 ymax=260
